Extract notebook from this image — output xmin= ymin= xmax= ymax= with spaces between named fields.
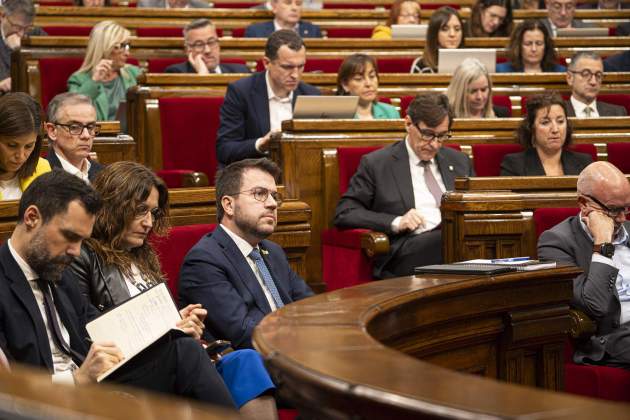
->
xmin=438 ymin=48 xmax=497 ymax=73
xmin=391 ymin=24 xmax=428 ymax=39
xmin=556 ymin=28 xmax=609 ymax=38
xmin=414 ymin=264 xmax=516 ymax=275
xmin=293 ymin=96 xmax=359 ymax=119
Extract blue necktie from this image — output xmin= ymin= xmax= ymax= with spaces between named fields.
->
xmin=249 ymin=248 xmax=284 ymax=309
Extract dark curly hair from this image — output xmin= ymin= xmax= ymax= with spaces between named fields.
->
xmin=518 ymin=92 xmax=573 ymax=149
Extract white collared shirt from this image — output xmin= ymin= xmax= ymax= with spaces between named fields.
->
xmin=214 ymin=65 xmax=222 ymax=74
xmin=7 ymin=239 xmax=78 ymax=384
xmin=579 ymin=215 xmax=630 ymax=325
xmin=265 ymin=70 xmax=294 ymax=132
xmin=273 ymin=19 xmax=300 ymax=33
xmin=571 ymin=96 xmax=600 ymax=118
xmin=391 ymin=138 xmax=446 ymax=234
xmin=55 ymin=148 xmax=91 ymax=184
xmin=220 ymin=224 xmax=278 ymax=311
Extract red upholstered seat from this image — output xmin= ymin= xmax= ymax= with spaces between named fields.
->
xmin=136 ymin=27 xmax=224 ymax=37
xmin=231 ymin=28 xmax=246 ymax=37
xmin=157 ymin=97 xmax=223 ymax=187
xmin=492 ymin=95 xmax=512 ymax=117
xmin=597 ymin=94 xmax=630 ymax=115
xmin=42 ymin=26 xmax=93 ymax=36
xmin=152 ymin=224 xmax=216 ymax=301
xmin=606 ymin=142 xmax=630 ymax=173
xmin=325 ymin=28 xmax=374 ymax=38
xmin=568 ymin=143 xmax=597 ymax=162
xmin=470 ymin=143 xmax=524 ymax=176
xmin=533 ymin=207 xmax=630 ymax=402
xmin=148 ymin=57 xmax=246 ymax=73
xmin=322 ymin=146 xmax=383 ymax=291
xmin=377 ymin=58 xmax=415 ymax=73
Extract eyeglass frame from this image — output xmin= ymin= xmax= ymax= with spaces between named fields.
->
xmin=414 ymin=124 xmax=452 ymax=144
xmin=53 ymin=122 xmax=101 ymax=136
xmin=583 ymin=193 xmax=629 ymax=217
xmin=134 ymin=205 xmax=163 ymax=221
xmin=4 ymin=14 xmax=33 ymax=34
xmin=112 ymin=41 xmax=131 ymax=52
xmin=568 ymin=69 xmax=604 ymax=82
xmin=186 ymin=38 xmax=220 ymax=52
xmin=230 ymin=187 xmax=283 ymax=205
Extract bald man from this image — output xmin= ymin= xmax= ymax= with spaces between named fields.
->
xmin=538 ymin=161 xmax=630 ymax=368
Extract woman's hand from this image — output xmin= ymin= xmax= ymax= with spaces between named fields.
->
xmin=92 ymin=59 xmax=114 ymax=82
xmin=177 ymin=304 xmax=207 ymax=340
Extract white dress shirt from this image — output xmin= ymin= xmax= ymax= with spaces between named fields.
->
xmin=391 ymin=138 xmax=446 ymax=234
xmin=254 ymin=71 xmax=294 ymax=153
xmin=7 ymin=239 xmax=78 ymax=384
xmin=221 ymin=224 xmax=278 ymax=311
xmin=55 ymin=149 xmax=91 ymax=184
xmin=273 ymin=19 xmax=299 ymax=33
xmin=0 ymin=177 xmax=21 ymax=201
xmin=571 ymin=96 xmax=600 ymax=118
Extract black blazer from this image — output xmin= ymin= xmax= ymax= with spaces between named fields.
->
xmin=216 ymin=71 xmax=320 ymax=166
xmin=493 ymin=105 xmax=510 ymax=118
xmin=565 ymin=100 xmax=628 ymax=117
xmin=500 ymin=148 xmax=592 ymax=176
xmin=164 ymin=61 xmax=251 ymax=74
xmin=333 ymin=141 xmax=475 ymax=278
xmin=46 ymin=148 xmax=104 ymax=182
xmin=244 ymin=21 xmax=322 ymax=38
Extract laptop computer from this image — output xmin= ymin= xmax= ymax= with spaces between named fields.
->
xmin=391 ymin=24 xmax=428 ymax=39
xmin=293 ymin=96 xmax=359 ymax=119
xmin=556 ymin=27 xmax=609 ymax=38
xmin=438 ymin=48 xmax=497 ymax=73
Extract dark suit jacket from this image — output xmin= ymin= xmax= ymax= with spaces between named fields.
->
xmin=565 ymin=99 xmax=628 ymax=117
xmin=604 ymin=50 xmax=630 ymax=72
xmin=0 ymin=27 xmax=47 ymax=80
xmin=617 ymin=21 xmax=630 ymax=36
xmin=333 ymin=141 xmax=475 ymax=278
xmin=164 ymin=61 xmax=251 ymax=74
xmin=500 ymin=148 xmax=593 ymax=176
xmin=538 ymin=217 xmax=630 ymax=365
xmin=0 ymin=244 xmax=94 ymax=371
xmin=244 ymin=21 xmax=322 ymax=38
xmin=216 ymin=71 xmax=320 ymax=165
xmin=178 ymin=225 xmax=314 ymax=349
xmin=493 ymin=105 xmax=510 ymax=118
xmin=46 ymin=147 xmax=104 ymax=182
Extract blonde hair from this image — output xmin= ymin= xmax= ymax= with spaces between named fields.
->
xmin=78 ymin=20 xmax=131 ymax=77
xmin=446 ymin=57 xmax=495 ymax=118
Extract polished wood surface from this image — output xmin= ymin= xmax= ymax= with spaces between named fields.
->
xmin=254 ymin=267 xmax=630 ymax=419
xmin=0 ymin=364 xmax=238 ymax=419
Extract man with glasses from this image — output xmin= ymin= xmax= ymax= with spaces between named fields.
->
xmin=334 ymin=93 xmax=475 ymax=279
xmin=0 ymin=0 xmax=46 ymax=93
xmin=565 ymin=51 xmax=627 ymax=118
xmin=538 ymin=161 xmax=630 ymax=368
xmin=216 ymin=29 xmax=319 ymax=166
xmin=179 ymin=158 xmax=313 ymax=349
xmin=44 ymin=93 xmax=103 ymax=183
xmin=542 ymin=0 xmax=591 ymax=36
xmin=165 ymin=19 xmax=250 ymax=74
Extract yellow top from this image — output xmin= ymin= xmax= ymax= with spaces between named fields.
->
xmin=0 ymin=158 xmax=52 ymax=201
xmin=371 ymin=25 xmax=392 ymax=40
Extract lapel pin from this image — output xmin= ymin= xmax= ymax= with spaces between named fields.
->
xmin=261 ymin=249 xmax=269 ymax=256
xmin=448 ymin=165 xmax=454 ymax=171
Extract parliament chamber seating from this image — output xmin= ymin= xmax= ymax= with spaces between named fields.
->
xmin=146 ymin=57 xmax=247 ymax=73
xmin=606 ymin=142 xmax=630 ymax=173
xmin=324 ymin=27 xmax=373 ymax=38
xmin=41 ymin=26 xmax=93 ymax=36
xmin=400 ymin=95 xmax=513 ymax=118
xmin=533 ymin=207 xmax=630 ymax=403
xmin=135 ymin=26 xmax=225 ymax=37
xmin=470 ymin=143 xmax=523 ymax=176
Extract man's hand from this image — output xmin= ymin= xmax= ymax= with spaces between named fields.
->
xmin=398 ymin=208 xmax=425 ymax=232
xmin=256 ymin=130 xmax=281 ymax=153
xmin=73 ymin=342 xmax=124 ymax=385
xmin=91 ymin=59 xmax=113 ymax=82
xmin=5 ymin=33 xmax=21 ymax=51
xmin=177 ymin=304 xmax=206 ymax=340
xmin=584 ymin=210 xmax=614 ymax=245
xmin=188 ymin=52 xmax=209 ymax=75
xmin=0 ymin=78 xmax=11 ymax=93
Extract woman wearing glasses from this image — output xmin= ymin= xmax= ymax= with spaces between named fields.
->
xmin=0 ymin=93 xmax=51 ymax=201
xmin=497 ymin=20 xmax=566 ymax=73
xmin=67 ymin=161 xmax=278 ymax=419
xmin=500 ymin=92 xmax=592 ymax=176
xmin=371 ymin=0 xmax=421 ymax=40
xmin=68 ymin=21 xmax=140 ymax=121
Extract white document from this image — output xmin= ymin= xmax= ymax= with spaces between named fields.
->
xmin=86 ymin=282 xmax=182 ymax=382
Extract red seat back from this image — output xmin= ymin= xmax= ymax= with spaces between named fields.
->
xmin=325 ymin=28 xmax=374 ymax=38
xmin=231 ymin=28 xmax=246 ymax=37
xmin=158 ymin=97 xmax=223 ymax=183
xmin=148 ymin=57 xmax=185 ymax=73
xmin=533 ymin=207 xmax=578 ymax=239
xmin=42 ymin=26 xmax=93 ymax=36
xmin=337 ymin=146 xmax=382 ymax=194
xmin=492 ymin=95 xmax=512 ymax=117
xmin=152 ymin=224 xmax=216 ymax=300
xmin=606 ymin=142 xmax=630 ymax=173
xmin=568 ymin=143 xmax=597 ymax=162
xmin=471 ymin=143 xmax=524 ymax=176
xmin=376 ymin=58 xmax=415 ymax=73
xmin=136 ymin=27 xmax=224 ymax=37
xmin=39 ymin=57 xmax=84 ymax=110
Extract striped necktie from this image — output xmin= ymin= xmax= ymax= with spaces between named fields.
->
xmin=249 ymin=249 xmax=284 ymax=309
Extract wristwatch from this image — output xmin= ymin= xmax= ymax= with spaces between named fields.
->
xmin=593 ymin=242 xmax=615 ymax=258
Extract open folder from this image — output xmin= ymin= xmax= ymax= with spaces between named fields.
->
xmin=85 ymin=282 xmax=183 ymax=382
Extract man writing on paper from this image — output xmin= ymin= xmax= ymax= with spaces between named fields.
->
xmin=334 ymin=93 xmax=475 ymax=279
xmin=538 ymin=161 xmax=630 ymax=367
xmin=0 ymin=171 xmax=235 ymax=407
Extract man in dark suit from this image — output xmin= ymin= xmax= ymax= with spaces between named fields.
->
xmin=542 ymin=0 xmax=592 ymax=37
xmin=137 ymin=0 xmax=210 ymax=8
xmin=216 ymin=30 xmax=320 ymax=166
xmin=44 ymin=93 xmax=104 ymax=183
xmin=565 ymin=52 xmax=628 ymax=118
xmin=0 ymin=171 xmax=235 ymax=407
xmin=179 ymin=158 xmax=313 ymax=349
xmin=538 ymin=161 xmax=630 ymax=367
xmin=244 ymin=0 xmax=321 ymax=38
xmin=164 ymin=19 xmax=250 ymax=74
xmin=334 ymin=93 xmax=475 ymax=279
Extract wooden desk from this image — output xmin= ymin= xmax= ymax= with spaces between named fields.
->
xmin=253 ymin=267 xmax=630 ymax=418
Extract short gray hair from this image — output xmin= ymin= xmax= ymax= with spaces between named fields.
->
xmin=569 ymin=51 xmax=602 ymax=70
xmin=46 ymin=92 xmax=95 ymax=122
xmin=3 ymin=0 xmax=36 ymax=19
xmin=183 ymin=19 xmax=215 ymax=39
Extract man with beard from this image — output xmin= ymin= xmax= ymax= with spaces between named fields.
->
xmin=179 ymin=158 xmax=313 ymax=349
xmin=538 ymin=161 xmax=630 ymax=367
xmin=0 ymin=170 xmax=237 ymax=408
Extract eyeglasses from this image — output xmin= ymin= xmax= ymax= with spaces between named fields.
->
xmin=113 ymin=42 xmax=131 ymax=51
xmin=549 ymin=1 xmax=575 ymax=11
xmin=134 ymin=205 xmax=162 ymax=221
xmin=54 ymin=122 xmax=101 ymax=136
xmin=232 ymin=187 xmax=282 ymax=205
xmin=187 ymin=38 xmax=220 ymax=52
xmin=568 ymin=69 xmax=604 ymax=81
xmin=584 ymin=194 xmax=629 ymax=217
xmin=5 ymin=15 xmax=33 ymax=33
xmin=416 ymin=126 xmax=452 ymax=143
